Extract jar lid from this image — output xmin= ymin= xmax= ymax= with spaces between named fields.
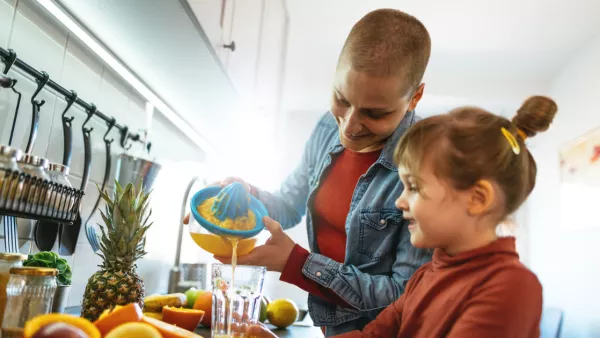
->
xmin=0 ymin=145 xmax=22 ymax=161
xmin=19 ymin=154 xmax=41 ymax=166
xmin=39 ymin=158 xmax=49 ymax=170
xmin=0 ymin=253 xmax=28 ymax=261
xmin=49 ymin=163 xmax=70 ymax=175
xmin=9 ymin=267 xmax=58 ymax=276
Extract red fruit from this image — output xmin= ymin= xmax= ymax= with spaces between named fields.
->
xmin=31 ymin=323 xmax=89 ymax=338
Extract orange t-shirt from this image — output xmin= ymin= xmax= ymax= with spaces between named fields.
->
xmin=312 ymin=149 xmax=381 ymax=263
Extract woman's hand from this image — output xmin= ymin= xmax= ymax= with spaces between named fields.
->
xmin=214 ymin=216 xmax=296 ymax=273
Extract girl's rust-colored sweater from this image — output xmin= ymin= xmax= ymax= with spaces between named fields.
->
xmin=336 ymin=237 xmax=543 ymax=338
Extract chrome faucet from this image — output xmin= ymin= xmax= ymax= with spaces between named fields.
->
xmin=168 ymin=176 xmax=204 ymax=294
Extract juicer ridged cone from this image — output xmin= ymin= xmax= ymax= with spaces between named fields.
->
xmin=211 ymin=182 xmax=250 ymax=221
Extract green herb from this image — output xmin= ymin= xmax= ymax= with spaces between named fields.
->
xmin=23 ymin=251 xmax=72 ymax=286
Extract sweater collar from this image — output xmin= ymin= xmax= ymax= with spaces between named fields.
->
xmin=431 ymin=237 xmax=519 ymax=270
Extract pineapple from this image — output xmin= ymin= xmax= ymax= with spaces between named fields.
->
xmin=81 ymin=181 xmax=153 ymax=322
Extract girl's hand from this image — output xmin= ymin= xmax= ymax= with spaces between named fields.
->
xmin=246 ymin=322 xmax=279 ymax=338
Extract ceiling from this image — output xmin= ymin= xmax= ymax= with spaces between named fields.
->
xmin=282 ymin=0 xmax=600 ymax=114
xmin=57 ymin=0 xmax=241 ymax=154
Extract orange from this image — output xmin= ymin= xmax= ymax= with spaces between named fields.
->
xmin=93 ymin=303 xmax=143 ymax=336
xmin=142 ymin=315 xmax=204 ymax=338
xmin=192 ymin=291 xmax=213 ymax=328
xmin=162 ymin=306 xmax=205 ymax=331
xmin=143 ymin=312 xmax=164 ymax=321
xmin=189 ymin=233 xmax=256 ymax=257
xmin=24 ymin=313 xmax=100 ymax=338
xmin=105 ymin=322 xmax=161 ymax=338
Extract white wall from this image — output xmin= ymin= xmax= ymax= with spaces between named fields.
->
xmin=0 ymin=0 xmax=205 ymax=307
xmin=526 ymin=33 xmax=600 ymax=337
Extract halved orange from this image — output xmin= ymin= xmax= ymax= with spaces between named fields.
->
xmin=162 ymin=306 xmax=205 ymax=331
xmin=142 ymin=315 xmax=204 ymax=338
xmin=93 ymin=303 xmax=143 ymax=336
xmin=24 ymin=313 xmax=100 ymax=338
xmin=143 ymin=311 xmax=164 ymax=321
xmin=189 ymin=233 xmax=257 ymax=257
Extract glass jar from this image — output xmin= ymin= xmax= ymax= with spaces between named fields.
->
xmin=16 ymin=155 xmax=50 ymax=214
xmin=1 ymin=267 xmax=58 ymax=338
xmin=0 ymin=253 xmax=27 ymax=330
xmin=47 ymin=163 xmax=73 ymax=219
xmin=0 ymin=145 xmax=23 ymax=210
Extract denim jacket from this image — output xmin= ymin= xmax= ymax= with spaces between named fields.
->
xmin=254 ymin=111 xmax=432 ymax=335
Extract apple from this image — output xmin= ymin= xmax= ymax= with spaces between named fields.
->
xmin=259 ymin=296 xmax=268 ymax=323
xmin=184 ymin=287 xmax=202 ymax=308
xmin=31 ymin=323 xmax=89 ymax=338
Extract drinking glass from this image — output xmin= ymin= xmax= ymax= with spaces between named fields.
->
xmin=211 ymin=264 xmax=266 ymax=338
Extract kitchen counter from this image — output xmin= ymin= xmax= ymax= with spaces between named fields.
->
xmin=195 ymin=325 xmax=324 ymax=337
xmin=66 ymin=306 xmax=324 ymax=337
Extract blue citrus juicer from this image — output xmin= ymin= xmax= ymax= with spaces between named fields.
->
xmin=190 ymin=182 xmax=268 ymax=238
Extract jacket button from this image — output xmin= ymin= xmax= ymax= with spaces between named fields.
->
xmin=316 ymin=271 xmax=322 ymax=277
xmin=379 ymin=219 xmax=386 ymax=225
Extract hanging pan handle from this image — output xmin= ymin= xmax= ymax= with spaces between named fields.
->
xmin=25 ymin=72 xmax=49 ymax=154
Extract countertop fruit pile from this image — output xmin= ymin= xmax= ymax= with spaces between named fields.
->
xmin=23 ymin=302 xmax=205 ymax=338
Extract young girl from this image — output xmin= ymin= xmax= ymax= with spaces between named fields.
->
xmin=245 ymin=95 xmax=557 ymax=338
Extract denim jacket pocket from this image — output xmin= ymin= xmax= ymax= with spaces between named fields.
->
xmin=358 ymin=209 xmax=403 ymax=261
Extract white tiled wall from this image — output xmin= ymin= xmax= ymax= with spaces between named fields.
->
xmin=0 ymin=0 xmax=206 ymax=307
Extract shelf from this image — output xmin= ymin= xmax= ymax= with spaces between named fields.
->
xmin=0 ymin=169 xmax=84 ymax=224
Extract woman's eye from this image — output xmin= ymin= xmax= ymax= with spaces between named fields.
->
xmin=336 ymin=96 xmax=351 ymax=107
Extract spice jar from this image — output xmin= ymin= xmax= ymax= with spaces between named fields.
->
xmin=0 ymin=145 xmax=23 ymax=210
xmin=0 ymin=253 xmax=27 ymax=330
xmin=1 ymin=267 xmax=57 ymax=338
xmin=16 ymin=155 xmax=50 ymax=214
xmin=47 ymin=163 xmax=73 ymax=219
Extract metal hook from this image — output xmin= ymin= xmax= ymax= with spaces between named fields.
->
xmin=62 ymin=90 xmax=77 ymax=124
xmin=83 ymin=104 xmax=96 ymax=133
xmin=31 ymin=71 xmax=49 ymax=106
xmin=104 ymin=117 xmax=116 ymax=144
xmin=120 ymin=126 xmax=132 ymax=150
xmin=2 ymin=49 xmax=17 ymax=74
xmin=7 ymin=79 xmax=21 ymax=146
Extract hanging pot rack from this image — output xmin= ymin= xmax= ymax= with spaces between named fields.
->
xmin=0 ymin=47 xmax=149 ymax=151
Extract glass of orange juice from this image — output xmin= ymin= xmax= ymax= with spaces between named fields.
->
xmin=211 ymin=264 xmax=266 ymax=338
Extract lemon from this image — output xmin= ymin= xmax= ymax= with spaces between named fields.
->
xmin=266 ymin=299 xmax=298 ymax=329
xmin=105 ymin=322 xmax=161 ymax=338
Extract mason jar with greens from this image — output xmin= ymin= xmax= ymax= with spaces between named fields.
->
xmin=1 ymin=267 xmax=58 ymax=338
xmin=0 ymin=253 xmax=27 ymax=330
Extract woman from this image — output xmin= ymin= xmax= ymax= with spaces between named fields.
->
xmin=188 ymin=8 xmax=434 ymax=336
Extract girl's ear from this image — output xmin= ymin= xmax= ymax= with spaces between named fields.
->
xmin=466 ymin=180 xmax=495 ymax=216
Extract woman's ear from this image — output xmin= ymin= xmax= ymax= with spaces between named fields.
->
xmin=407 ymin=83 xmax=425 ymax=111
xmin=467 ymin=180 xmax=495 ymax=216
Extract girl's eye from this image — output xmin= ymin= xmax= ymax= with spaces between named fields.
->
xmin=408 ymin=185 xmax=419 ymax=192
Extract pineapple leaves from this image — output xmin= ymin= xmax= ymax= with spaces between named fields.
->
xmin=94 ymin=180 xmax=153 ymax=272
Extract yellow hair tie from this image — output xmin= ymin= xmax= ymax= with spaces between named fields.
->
xmin=516 ymin=128 xmax=528 ymax=141
xmin=501 ymin=127 xmax=521 ymax=155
